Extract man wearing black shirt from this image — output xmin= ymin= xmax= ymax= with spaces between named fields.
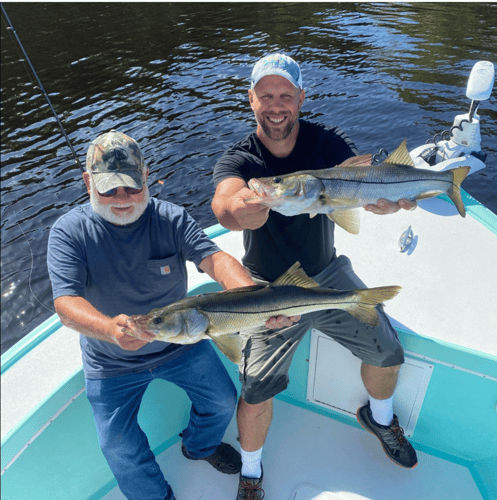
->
xmin=212 ymin=54 xmax=418 ymax=499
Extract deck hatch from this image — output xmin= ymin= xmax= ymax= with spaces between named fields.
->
xmin=307 ymin=329 xmax=433 ymax=437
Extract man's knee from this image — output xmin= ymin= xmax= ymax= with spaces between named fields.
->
xmin=221 ymin=387 xmax=238 ymax=416
xmin=377 ymin=344 xmax=405 ymax=368
xmin=99 ymin=431 xmax=140 ymax=461
xmin=368 ymin=363 xmax=402 ymax=374
xmin=208 ymin=384 xmax=238 ymax=422
xmin=238 ymin=396 xmax=273 ymax=418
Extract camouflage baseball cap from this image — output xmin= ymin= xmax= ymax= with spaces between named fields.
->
xmin=86 ymin=130 xmax=145 ymax=193
xmin=251 ymin=53 xmax=302 ymax=89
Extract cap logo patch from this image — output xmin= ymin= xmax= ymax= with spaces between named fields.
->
xmin=102 ymin=148 xmax=130 ymax=171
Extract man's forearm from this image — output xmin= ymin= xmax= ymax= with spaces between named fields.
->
xmin=199 ymin=251 xmax=255 ymax=290
xmin=212 ymin=196 xmax=244 ymax=231
xmin=54 ymin=296 xmax=117 ymax=344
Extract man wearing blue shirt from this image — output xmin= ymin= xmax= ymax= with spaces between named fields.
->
xmin=47 ymin=130 xmax=274 ymax=500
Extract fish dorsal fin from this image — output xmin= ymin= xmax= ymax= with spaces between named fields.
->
xmin=272 ymin=262 xmax=320 ymax=288
xmin=327 ymin=208 xmax=360 ymax=234
xmin=383 ymin=139 xmax=415 ymax=167
xmin=338 ymin=154 xmax=372 ymax=168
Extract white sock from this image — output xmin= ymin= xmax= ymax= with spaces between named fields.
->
xmin=369 ymin=395 xmax=394 ymax=426
xmin=241 ymin=447 xmax=263 ymax=478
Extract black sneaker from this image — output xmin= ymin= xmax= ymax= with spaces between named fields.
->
xmin=356 ymin=402 xmax=418 ymax=468
xmin=236 ymin=466 xmax=264 ymax=499
xmin=182 ymin=442 xmax=241 ymax=474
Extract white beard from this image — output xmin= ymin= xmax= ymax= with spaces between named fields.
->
xmin=89 ymin=176 xmax=149 ymax=226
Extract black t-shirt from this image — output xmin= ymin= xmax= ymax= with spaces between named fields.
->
xmin=213 ymin=119 xmax=358 ymax=281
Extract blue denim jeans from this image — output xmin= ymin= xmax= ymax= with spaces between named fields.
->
xmin=85 ymin=340 xmax=237 ymax=500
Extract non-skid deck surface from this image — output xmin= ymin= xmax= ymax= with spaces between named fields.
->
xmin=102 ymin=399 xmax=482 ymax=500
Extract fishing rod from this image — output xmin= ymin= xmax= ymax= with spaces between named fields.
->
xmin=1 ymin=3 xmax=84 ymax=173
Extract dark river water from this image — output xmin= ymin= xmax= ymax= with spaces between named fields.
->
xmin=1 ymin=3 xmax=496 ymax=354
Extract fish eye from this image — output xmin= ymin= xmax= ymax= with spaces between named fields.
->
xmin=272 ymin=177 xmax=282 ymax=184
xmin=152 ymin=317 xmax=163 ymax=325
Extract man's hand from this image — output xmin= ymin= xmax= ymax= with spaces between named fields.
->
xmin=364 ymin=198 xmax=417 ymax=215
xmin=113 ymin=314 xmax=155 ymax=351
xmin=265 ymin=314 xmax=301 ymax=330
xmin=230 ymin=187 xmax=270 ymax=230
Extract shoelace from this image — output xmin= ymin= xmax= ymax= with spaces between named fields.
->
xmin=390 ymin=425 xmax=407 ymax=446
xmin=240 ymin=480 xmax=265 ymax=500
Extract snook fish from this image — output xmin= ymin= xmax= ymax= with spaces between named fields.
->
xmin=127 ymin=262 xmax=400 ymax=364
xmin=247 ymin=140 xmax=470 ymax=234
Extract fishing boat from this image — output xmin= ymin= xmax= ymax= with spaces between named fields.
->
xmin=2 ymin=60 xmax=496 ymax=500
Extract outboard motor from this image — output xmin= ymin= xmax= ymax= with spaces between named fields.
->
xmin=409 ymin=60 xmax=494 ymax=174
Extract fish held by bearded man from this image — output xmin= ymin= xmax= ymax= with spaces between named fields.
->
xmin=126 ymin=262 xmax=401 ymax=364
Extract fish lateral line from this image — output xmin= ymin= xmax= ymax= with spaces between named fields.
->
xmin=196 ymin=302 xmax=350 ymax=315
xmin=317 ymin=176 xmax=455 ymax=187
xmin=196 ymin=296 xmax=392 ymax=315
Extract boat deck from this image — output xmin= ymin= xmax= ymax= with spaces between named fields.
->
xmin=101 ymin=399 xmax=482 ymax=500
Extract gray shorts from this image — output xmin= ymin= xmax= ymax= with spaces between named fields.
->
xmin=240 ymin=255 xmax=405 ymax=405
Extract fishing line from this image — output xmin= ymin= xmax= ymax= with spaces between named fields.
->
xmin=10 ymin=206 xmax=56 ymax=316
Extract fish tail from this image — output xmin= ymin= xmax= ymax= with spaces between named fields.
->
xmin=448 ymin=166 xmax=470 ymax=217
xmin=347 ymin=286 xmax=401 ymax=327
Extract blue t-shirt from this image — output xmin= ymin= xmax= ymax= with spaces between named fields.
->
xmin=47 ymin=198 xmax=220 ymax=378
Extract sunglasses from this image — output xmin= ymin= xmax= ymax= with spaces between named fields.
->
xmin=97 ymin=187 xmax=144 ymax=197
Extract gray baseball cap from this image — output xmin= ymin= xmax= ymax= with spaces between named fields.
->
xmin=251 ymin=53 xmax=303 ymax=89
xmin=86 ymin=130 xmax=145 ymax=193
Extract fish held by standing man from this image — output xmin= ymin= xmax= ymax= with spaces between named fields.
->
xmin=127 ymin=262 xmax=401 ymax=364
xmin=247 ymin=139 xmax=470 ymax=234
